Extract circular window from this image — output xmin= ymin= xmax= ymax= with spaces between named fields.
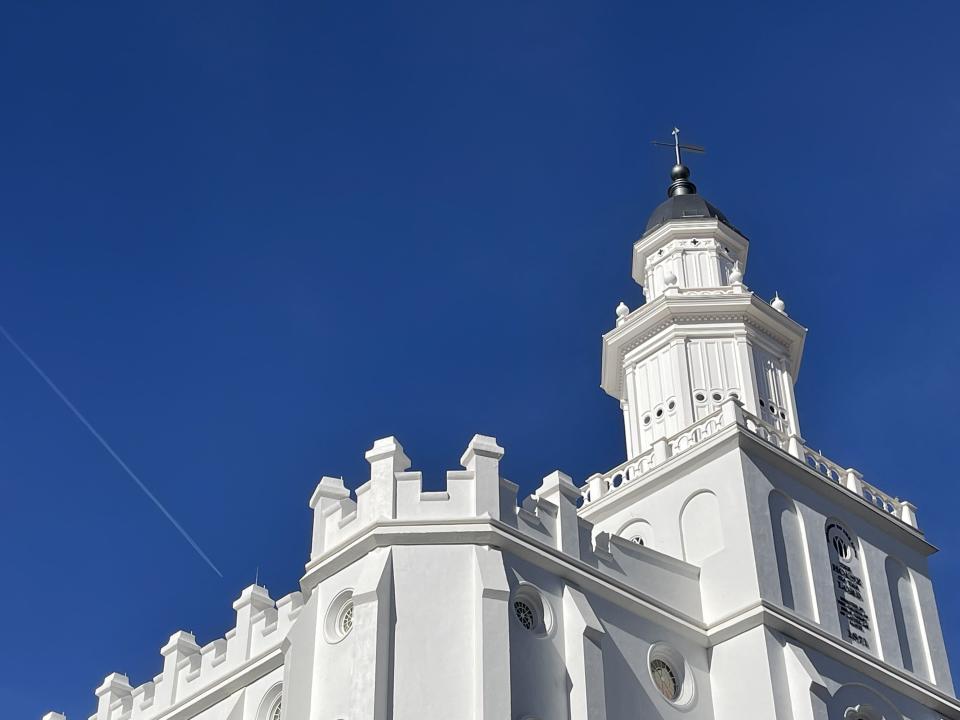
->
xmin=729 ymin=392 xmax=739 ymax=400
xmin=643 ymin=415 xmax=651 ymax=425
xmin=619 ymin=519 xmax=653 ymax=549
xmin=270 ymin=699 xmax=282 ymax=720
xmin=651 ymin=658 xmax=679 ymax=700
xmin=513 ymin=599 xmax=537 ymax=630
xmin=759 ymin=398 xmax=765 ymax=407
xmin=511 ymin=585 xmax=551 ymax=636
xmin=667 ymin=400 xmax=676 ymax=411
xmin=712 ymin=392 xmax=722 ymax=402
xmin=647 ymin=643 xmax=694 ymax=706
xmin=324 ymin=589 xmax=356 ymax=643
xmin=655 ymin=408 xmax=663 ymax=418
xmin=695 ymin=392 xmax=705 ymax=402
xmin=338 ymin=601 xmax=354 ymax=636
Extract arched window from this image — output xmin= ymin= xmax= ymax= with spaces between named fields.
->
xmin=885 ymin=557 xmax=930 ymax=679
xmin=768 ymin=491 xmax=814 ymax=619
xmin=269 ymin=699 xmax=282 ymax=720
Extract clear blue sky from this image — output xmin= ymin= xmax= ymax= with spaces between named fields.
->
xmin=2 ymin=2 xmax=958 ymax=717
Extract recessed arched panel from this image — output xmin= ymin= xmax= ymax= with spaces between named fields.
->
xmin=680 ymin=490 xmax=723 ymax=564
xmin=768 ymin=491 xmax=815 ymax=619
xmin=885 ymin=557 xmax=931 ymax=680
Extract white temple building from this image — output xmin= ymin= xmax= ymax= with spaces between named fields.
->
xmin=46 ymin=145 xmax=960 ymax=720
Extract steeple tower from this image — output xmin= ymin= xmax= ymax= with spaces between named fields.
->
xmin=601 ymin=143 xmax=807 ymax=461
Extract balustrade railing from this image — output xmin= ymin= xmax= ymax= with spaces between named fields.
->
xmin=741 ymin=408 xmax=787 ymax=451
xmin=669 ymin=410 xmax=724 ymax=455
xmin=581 ymin=409 xmax=727 ymax=506
xmin=580 ymin=398 xmax=919 ymax=530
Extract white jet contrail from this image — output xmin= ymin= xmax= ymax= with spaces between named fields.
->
xmin=0 ymin=324 xmax=223 ymax=578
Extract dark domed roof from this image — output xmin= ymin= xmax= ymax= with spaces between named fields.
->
xmin=643 ymin=162 xmax=738 ymax=236
xmin=645 ymin=193 xmax=731 ymax=233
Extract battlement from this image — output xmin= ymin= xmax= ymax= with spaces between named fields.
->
xmin=308 ymin=435 xmax=515 ymax=559
xmin=306 ymin=434 xmax=702 ymax=622
xmin=88 ymin=585 xmax=302 ymax=720
xmin=72 ymin=434 xmax=704 ymax=720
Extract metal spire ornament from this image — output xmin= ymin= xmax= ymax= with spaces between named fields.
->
xmin=651 ymin=127 xmax=706 ymax=197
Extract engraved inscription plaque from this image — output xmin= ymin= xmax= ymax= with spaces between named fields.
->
xmin=826 ymin=522 xmax=871 ymax=648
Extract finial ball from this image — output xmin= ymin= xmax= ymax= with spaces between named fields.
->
xmin=671 ymin=164 xmax=690 ymax=181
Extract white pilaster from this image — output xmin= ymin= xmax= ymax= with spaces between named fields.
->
xmin=94 ymin=673 xmax=132 ymax=720
xmin=230 ymin=584 xmax=274 ymax=664
xmin=562 ymin=586 xmax=608 ymax=720
xmin=364 ymin=436 xmax=411 ymax=521
xmin=472 ymin=546 xmax=512 ymax=720
xmin=350 ymin=547 xmax=394 ymax=720
xmin=156 ymin=631 xmax=200 ymax=708
xmin=460 ymin=434 xmax=506 ymax=519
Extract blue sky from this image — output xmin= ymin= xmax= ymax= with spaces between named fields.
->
xmin=2 ymin=1 xmax=959 ymax=717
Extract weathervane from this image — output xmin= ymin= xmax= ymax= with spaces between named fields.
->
xmin=651 ymin=127 xmax=705 ymax=197
xmin=651 ymin=127 xmax=705 ymax=167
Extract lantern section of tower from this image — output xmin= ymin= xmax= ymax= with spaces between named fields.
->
xmin=601 ymin=160 xmax=807 ymax=463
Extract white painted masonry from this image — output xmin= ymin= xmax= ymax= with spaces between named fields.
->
xmin=50 ymin=165 xmax=960 ymax=720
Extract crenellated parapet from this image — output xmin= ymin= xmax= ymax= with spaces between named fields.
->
xmin=86 ymin=585 xmax=302 ymax=720
xmin=73 ymin=433 xmax=706 ymax=720
xmin=308 ymin=434 xmax=519 ymax=562
xmin=305 ymin=433 xmax=703 ymax=622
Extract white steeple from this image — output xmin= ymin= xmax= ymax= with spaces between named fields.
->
xmin=601 ymin=156 xmax=807 ymax=461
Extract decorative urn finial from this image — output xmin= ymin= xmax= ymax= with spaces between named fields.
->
xmin=771 ymin=292 xmax=786 ymax=314
xmin=729 ymin=261 xmax=743 ymax=285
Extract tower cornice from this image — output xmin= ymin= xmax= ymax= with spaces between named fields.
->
xmin=632 ymin=218 xmax=750 ymax=290
xmin=601 ymin=291 xmax=807 ymax=399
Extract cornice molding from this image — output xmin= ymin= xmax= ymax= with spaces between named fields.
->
xmin=300 ymin=517 xmax=705 ymax=636
xmin=601 ymin=293 xmax=807 ymax=397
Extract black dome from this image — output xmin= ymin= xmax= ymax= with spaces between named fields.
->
xmin=644 ymin=193 xmax=732 ymax=234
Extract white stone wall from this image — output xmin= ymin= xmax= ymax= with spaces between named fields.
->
xmin=52 ymin=428 xmax=960 ymax=720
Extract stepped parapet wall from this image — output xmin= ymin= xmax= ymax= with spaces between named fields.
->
xmin=89 ymin=586 xmax=302 ymax=720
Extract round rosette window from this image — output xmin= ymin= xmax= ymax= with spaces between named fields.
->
xmin=324 ymin=589 xmax=355 ymax=643
xmin=647 ymin=642 xmax=695 ymax=707
xmin=510 ymin=584 xmax=553 ymax=637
